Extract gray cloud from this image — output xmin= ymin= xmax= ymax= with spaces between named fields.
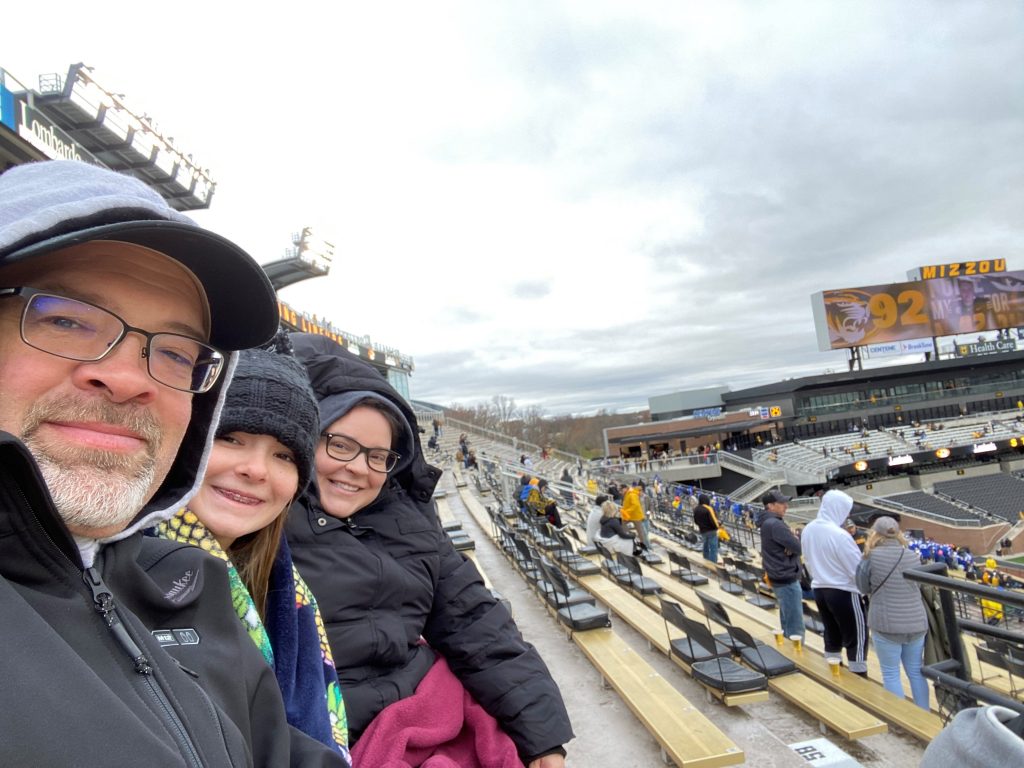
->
xmin=410 ymin=2 xmax=1024 ymax=415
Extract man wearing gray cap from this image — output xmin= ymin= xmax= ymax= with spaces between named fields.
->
xmin=758 ymin=489 xmax=805 ymax=641
xmin=0 ymin=160 xmax=345 ymax=766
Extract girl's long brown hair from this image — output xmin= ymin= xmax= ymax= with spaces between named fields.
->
xmin=227 ymin=502 xmax=290 ymax=621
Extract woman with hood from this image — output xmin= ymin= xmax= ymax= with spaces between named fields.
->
xmin=157 ymin=334 xmax=350 ymax=761
xmin=285 ymin=334 xmax=573 ymax=768
xmin=862 ymin=516 xmax=930 ymax=709
xmin=801 ymin=489 xmax=869 ymax=675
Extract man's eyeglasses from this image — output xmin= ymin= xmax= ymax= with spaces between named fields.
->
xmin=0 ymin=286 xmax=224 ymax=394
xmin=322 ymin=431 xmax=401 ymax=473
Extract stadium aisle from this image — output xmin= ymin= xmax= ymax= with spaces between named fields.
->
xmin=444 ymin=471 xmax=928 ymax=767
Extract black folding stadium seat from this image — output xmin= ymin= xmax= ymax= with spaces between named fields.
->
xmin=659 ymin=597 xmax=729 ymax=665
xmin=685 ymin=621 xmax=768 ymax=694
xmin=537 ymin=558 xmax=610 ymax=632
xmin=534 ymin=556 xmax=596 ymax=611
xmin=614 ymin=552 xmax=662 ymax=597
xmin=724 ymin=625 xmax=796 ymax=678
xmin=668 ymin=550 xmax=709 ymax=586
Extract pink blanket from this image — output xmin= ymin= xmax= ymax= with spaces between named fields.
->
xmin=351 ymin=653 xmax=522 ymax=768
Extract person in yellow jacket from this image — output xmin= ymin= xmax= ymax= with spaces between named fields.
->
xmin=981 ymin=596 xmax=1005 ymax=625
xmin=620 ymin=483 xmax=650 ymax=551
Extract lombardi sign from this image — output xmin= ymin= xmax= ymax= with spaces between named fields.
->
xmin=15 ymin=99 xmax=101 ymax=165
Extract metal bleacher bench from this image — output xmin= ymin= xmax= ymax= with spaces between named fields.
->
xmin=648 ymin=537 xmax=943 ymax=742
xmin=455 ymin=487 xmax=744 ymax=767
xmin=573 ymin=628 xmax=745 ymax=767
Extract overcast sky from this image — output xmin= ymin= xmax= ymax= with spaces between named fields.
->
xmin=4 ymin=1 xmax=1022 ymax=415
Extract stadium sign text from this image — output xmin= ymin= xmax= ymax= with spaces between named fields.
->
xmin=955 ymin=339 xmax=1017 ymax=358
xmin=912 ymin=260 xmax=1007 ymax=280
xmin=887 ymin=454 xmax=914 ymax=466
xmin=16 ymin=100 xmax=100 ymax=165
xmin=972 ymin=442 xmax=997 ymax=454
xmin=692 ymin=407 xmax=723 ymax=418
xmin=866 ymin=338 xmax=936 ymax=358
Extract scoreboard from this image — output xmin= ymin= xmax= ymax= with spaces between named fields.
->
xmin=811 ymin=270 xmax=1024 ymax=350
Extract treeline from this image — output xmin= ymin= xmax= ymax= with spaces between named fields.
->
xmin=443 ymin=395 xmax=647 ymax=458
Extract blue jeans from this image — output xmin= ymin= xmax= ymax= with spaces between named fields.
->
xmin=701 ymin=530 xmax=719 ymax=563
xmin=773 ymin=580 xmax=805 ymax=641
xmin=873 ymin=631 xmax=930 ymax=710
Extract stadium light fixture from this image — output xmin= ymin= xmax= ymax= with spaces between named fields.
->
xmin=935 ymin=447 xmax=951 ymax=459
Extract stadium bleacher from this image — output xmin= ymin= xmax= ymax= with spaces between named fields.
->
xmin=934 ymin=474 xmax=1024 ymax=523
xmin=883 ymin=491 xmax=984 ymax=522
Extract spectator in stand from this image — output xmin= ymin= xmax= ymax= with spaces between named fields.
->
xmin=694 ymin=494 xmax=723 ymax=563
xmin=285 ymin=334 xmax=572 ymax=766
xmin=0 ymin=160 xmax=344 ymax=766
xmin=620 ymin=481 xmax=650 ymax=552
xmin=802 ymin=489 xmax=869 ymax=675
xmin=586 ymin=495 xmax=607 ymax=546
xmin=757 ymin=490 xmax=804 ymax=642
xmin=156 ymin=334 xmax=350 ymax=758
xmin=862 ymin=516 xmax=930 ymax=710
xmin=607 ymin=482 xmax=622 ymax=502
xmin=597 ymin=498 xmax=636 ymax=555
xmin=560 ymin=467 xmax=574 ymax=504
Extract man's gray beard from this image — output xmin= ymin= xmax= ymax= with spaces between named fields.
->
xmin=21 ymin=397 xmax=163 ymax=535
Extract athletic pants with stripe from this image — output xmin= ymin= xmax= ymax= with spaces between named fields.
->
xmin=813 ymin=587 xmax=868 ymax=674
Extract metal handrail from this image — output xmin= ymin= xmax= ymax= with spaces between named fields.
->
xmin=903 ymin=564 xmax=1024 ymax=716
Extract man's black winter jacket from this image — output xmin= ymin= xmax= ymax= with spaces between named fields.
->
xmin=0 ymin=433 xmax=344 ymax=767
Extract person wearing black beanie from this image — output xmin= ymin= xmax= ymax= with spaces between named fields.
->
xmin=158 ymin=332 xmax=351 ymax=762
xmin=285 ymin=332 xmax=573 ymax=767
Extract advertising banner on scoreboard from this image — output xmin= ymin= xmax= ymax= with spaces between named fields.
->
xmin=0 ymin=82 xmax=15 ymax=132
xmin=811 ymin=271 xmax=1024 ymax=350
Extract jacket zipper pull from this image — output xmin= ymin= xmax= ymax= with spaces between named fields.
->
xmin=83 ymin=566 xmax=153 ymax=675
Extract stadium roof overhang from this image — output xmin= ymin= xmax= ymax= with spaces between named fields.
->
xmin=1 ymin=63 xmax=214 ymax=210
xmin=723 ymin=350 xmax=1024 ymax=404
xmin=607 ymin=417 xmax=773 ymax=445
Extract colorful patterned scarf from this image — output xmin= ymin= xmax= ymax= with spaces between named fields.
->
xmin=158 ymin=510 xmax=350 ymax=763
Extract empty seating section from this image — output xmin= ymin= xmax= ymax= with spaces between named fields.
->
xmin=934 ymin=474 xmax=1024 ymax=522
xmin=755 ymin=411 xmax=1024 ymax=477
xmin=883 ymin=491 xmax=983 ymax=522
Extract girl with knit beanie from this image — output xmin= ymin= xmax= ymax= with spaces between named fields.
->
xmin=156 ymin=332 xmax=350 ymax=764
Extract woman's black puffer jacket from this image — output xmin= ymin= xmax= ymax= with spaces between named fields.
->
xmin=285 ymin=334 xmax=573 ymax=763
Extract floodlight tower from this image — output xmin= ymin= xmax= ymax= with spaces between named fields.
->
xmin=262 ymin=227 xmax=334 ymax=291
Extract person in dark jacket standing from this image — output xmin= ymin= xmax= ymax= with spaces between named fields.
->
xmin=285 ymin=334 xmax=573 ymax=767
xmin=758 ymin=490 xmax=805 ymax=641
xmin=0 ymin=160 xmax=344 ymax=766
xmin=694 ymin=493 xmax=722 ymax=563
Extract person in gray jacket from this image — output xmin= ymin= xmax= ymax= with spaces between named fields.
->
xmin=864 ymin=516 xmax=930 ymax=709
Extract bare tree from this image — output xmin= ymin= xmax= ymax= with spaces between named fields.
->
xmin=491 ymin=394 xmax=518 ymax=426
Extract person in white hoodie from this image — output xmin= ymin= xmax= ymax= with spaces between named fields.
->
xmin=586 ymin=494 xmax=608 ymax=546
xmin=801 ymin=489 xmax=869 ymax=675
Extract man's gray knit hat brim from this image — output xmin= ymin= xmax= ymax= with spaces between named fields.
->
xmin=0 ymin=160 xmax=277 ymax=351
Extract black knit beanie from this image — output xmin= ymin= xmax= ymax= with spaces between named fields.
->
xmin=216 ymin=331 xmax=319 ymax=494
